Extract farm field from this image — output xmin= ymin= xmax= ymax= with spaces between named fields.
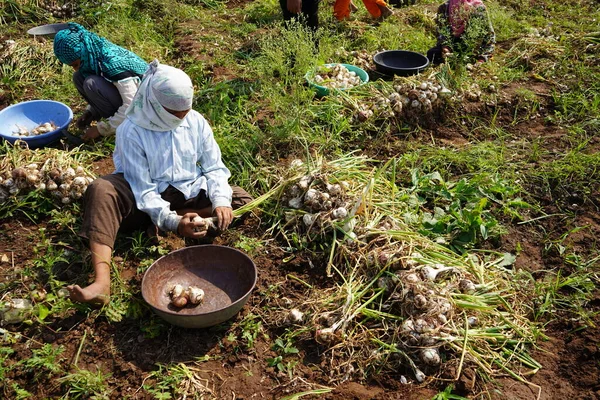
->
xmin=1 ymin=0 xmax=599 ymax=399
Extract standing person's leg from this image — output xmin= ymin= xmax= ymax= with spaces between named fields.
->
xmin=362 ymin=0 xmax=393 ymax=19
xmin=73 ymin=72 xmax=122 ymax=121
xmin=334 ymin=0 xmax=353 ymax=20
xmin=279 ymin=0 xmax=295 ymax=26
xmin=302 ymin=0 xmax=319 ymax=32
xmin=279 ymin=0 xmax=319 ymax=32
xmin=71 ymin=174 xmax=150 ymax=304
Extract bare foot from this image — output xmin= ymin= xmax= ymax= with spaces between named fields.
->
xmin=67 ymin=283 xmax=110 ymax=305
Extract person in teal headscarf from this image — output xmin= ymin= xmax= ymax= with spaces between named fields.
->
xmin=54 ymin=23 xmax=148 ymax=141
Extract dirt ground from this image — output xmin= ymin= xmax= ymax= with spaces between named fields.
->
xmin=2 ymin=75 xmax=600 ymax=399
xmin=2 ymin=5 xmax=600 ymax=400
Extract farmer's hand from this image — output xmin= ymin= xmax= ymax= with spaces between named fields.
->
xmin=214 ymin=206 xmax=233 ymax=231
xmin=287 ymin=0 xmax=302 ymax=14
xmin=177 ymin=213 xmax=208 ymax=238
xmin=442 ymin=46 xmax=452 ymax=58
xmin=76 ymin=110 xmax=94 ymax=129
xmin=82 ymin=126 xmax=101 ymax=142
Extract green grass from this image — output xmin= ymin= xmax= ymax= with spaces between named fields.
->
xmin=1 ymin=0 xmax=600 ymax=397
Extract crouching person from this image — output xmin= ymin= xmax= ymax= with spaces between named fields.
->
xmin=69 ymin=60 xmax=252 ymax=305
xmin=427 ymin=0 xmax=495 ymax=65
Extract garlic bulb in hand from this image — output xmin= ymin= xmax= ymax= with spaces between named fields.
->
xmin=192 ymin=216 xmax=212 ymax=232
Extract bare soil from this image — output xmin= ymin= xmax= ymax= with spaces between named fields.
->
xmin=2 ymin=6 xmax=600 ymax=400
xmin=2 ymin=76 xmax=600 ymax=399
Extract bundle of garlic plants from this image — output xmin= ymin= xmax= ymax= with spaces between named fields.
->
xmin=268 ymin=153 xmax=542 ymax=389
xmin=0 ymin=141 xmax=99 ymax=219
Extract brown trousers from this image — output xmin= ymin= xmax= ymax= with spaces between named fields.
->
xmin=79 ymin=173 xmax=252 ymax=248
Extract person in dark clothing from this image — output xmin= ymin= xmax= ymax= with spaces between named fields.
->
xmin=279 ymin=0 xmax=320 ymax=33
xmin=427 ymin=0 xmax=495 ymax=65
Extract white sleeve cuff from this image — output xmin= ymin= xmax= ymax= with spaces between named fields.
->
xmin=97 ymin=120 xmax=115 ymax=137
xmin=162 ymin=213 xmax=183 ymax=233
xmin=211 ymin=197 xmax=232 ymax=211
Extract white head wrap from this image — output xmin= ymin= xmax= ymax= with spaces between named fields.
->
xmin=126 ymin=60 xmax=194 ymax=131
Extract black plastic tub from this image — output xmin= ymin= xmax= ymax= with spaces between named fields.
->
xmin=373 ymin=50 xmax=430 ymax=76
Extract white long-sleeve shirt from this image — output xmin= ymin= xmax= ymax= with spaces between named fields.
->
xmin=96 ymin=77 xmax=141 ymax=137
xmin=113 ymin=110 xmax=232 ymax=232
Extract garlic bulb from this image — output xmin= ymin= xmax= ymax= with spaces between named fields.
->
xmin=420 ymin=265 xmax=456 ymax=281
xmin=413 ymin=368 xmax=426 ymax=383
xmin=187 ymin=286 xmax=205 ymax=305
xmin=332 ymin=207 xmax=348 ymax=220
xmin=401 ymin=318 xmax=415 ymax=333
xmin=170 ymin=284 xmax=185 ymax=298
xmin=288 ymin=197 xmax=303 ymax=209
xmin=413 ymin=294 xmax=428 ymax=309
xmin=304 ymin=188 xmax=319 ymax=203
xmin=459 ymin=279 xmax=476 ymax=294
xmin=303 ymin=213 xmax=316 ymax=226
xmin=420 ymin=348 xmax=441 ymax=366
xmin=72 ymin=176 xmax=87 ymax=187
xmin=172 ymin=295 xmax=188 ymax=308
xmin=297 ymin=175 xmax=312 ymax=190
xmin=315 ymin=327 xmax=337 ymax=344
xmin=326 ymin=183 xmax=342 ymax=195
xmin=287 ymin=308 xmax=304 ymax=323
xmin=46 ymin=180 xmax=58 ymax=191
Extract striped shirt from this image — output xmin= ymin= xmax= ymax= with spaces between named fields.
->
xmin=113 ymin=110 xmax=232 ymax=233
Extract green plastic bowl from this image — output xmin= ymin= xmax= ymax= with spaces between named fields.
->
xmin=305 ymin=63 xmax=369 ymax=96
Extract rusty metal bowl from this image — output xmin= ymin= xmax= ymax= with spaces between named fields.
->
xmin=141 ymin=245 xmax=257 ymax=329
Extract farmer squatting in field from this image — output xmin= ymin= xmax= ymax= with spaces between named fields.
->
xmin=53 ymin=23 xmax=148 ymax=142
xmin=427 ymin=0 xmax=496 ymax=65
xmin=68 ymin=61 xmax=252 ymax=305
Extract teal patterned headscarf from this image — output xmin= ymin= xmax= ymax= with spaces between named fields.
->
xmin=53 ymin=23 xmax=148 ymax=80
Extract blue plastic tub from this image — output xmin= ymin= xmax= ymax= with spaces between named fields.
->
xmin=0 ymin=100 xmax=73 ymax=148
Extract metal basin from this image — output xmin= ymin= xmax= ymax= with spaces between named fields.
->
xmin=373 ymin=50 xmax=430 ymax=76
xmin=27 ymin=23 xmax=71 ymax=39
xmin=141 ymin=245 xmax=257 ymax=329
